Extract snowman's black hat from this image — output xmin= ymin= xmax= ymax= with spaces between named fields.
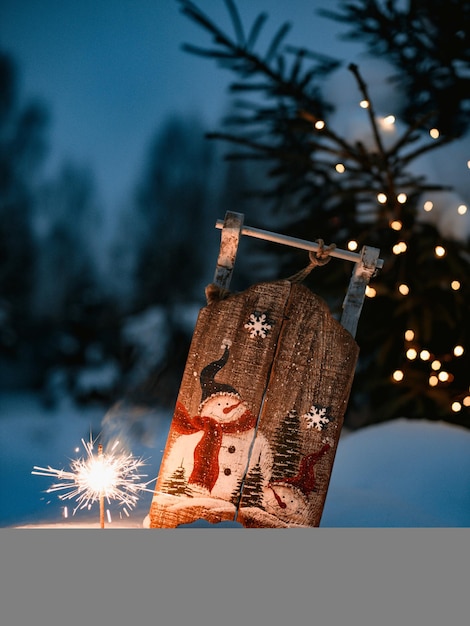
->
xmin=199 ymin=341 xmax=240 ymax=407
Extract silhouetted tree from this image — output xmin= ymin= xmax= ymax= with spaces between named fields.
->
xmin=133 ymin=115 xmax=215 ymax=308
xmin=177 ymin=0 xmax=470 ymax=428
xmin=0 ymin=52 xmax=49 ymax=360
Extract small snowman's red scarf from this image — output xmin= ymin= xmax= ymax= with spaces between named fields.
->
xmin=172 ymin=401 xmax=257 ymax=492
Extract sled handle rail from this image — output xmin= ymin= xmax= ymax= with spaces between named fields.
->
xmin=215 ymin=216 xmax=383 ymax=269
xmin=214 ymin=211 xmax=383 ymax=338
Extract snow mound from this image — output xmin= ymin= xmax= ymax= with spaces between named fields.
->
xmin=321 ymin=419 xmax=470 ymax=527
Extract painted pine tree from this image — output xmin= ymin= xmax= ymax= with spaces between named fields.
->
xmin=270 ymin=409 xmax=302 ymax=482
xmin=238 ymin=458 xmax=265 ymax=508
xmin=161 ymin=462 xmax=193 ymax=497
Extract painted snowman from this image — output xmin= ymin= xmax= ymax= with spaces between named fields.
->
xmin=161 ymin=339 xmax=273 ymax=502
xmin=263 ymin=443 xmax=331 ymax=525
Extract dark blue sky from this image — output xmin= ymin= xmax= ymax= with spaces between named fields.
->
xmin=0 ymin=0 xmax=363 ymax=221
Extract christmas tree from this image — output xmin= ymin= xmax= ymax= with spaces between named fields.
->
xmin=270 ymin=410 xmax=302 ymax=482
xmin=161 ymin=462 xmax=193 ymax=497
xmin=177 ymin=0 xmax=470 ymax=428
xmin=231 ymin=457 xmax=265 ymax=508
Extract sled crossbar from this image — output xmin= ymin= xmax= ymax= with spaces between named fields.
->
xmin=215 ymin=218 xmax=384 ymax=269
xmin=214 ymin=212 xmax=383 ymax=338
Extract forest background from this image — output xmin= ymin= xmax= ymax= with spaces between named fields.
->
xmin=1 ymin=0 xmax=469 ymax=436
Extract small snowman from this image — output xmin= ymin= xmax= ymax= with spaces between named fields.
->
xmin=162 ymin=339 xmax=273 ymax=501
xmin=263 ymin=443 xmax=331 ymax=525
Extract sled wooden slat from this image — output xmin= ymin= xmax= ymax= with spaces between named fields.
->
xmin=340 ymin=245 xmax=381 ymax=338
xmin=148 ymin=281 xmax=291 ymax=528
xmin=212 ymin=211 xmax=244 ymax=291
xmin=237 ymin=284 xmax=359 ymax=528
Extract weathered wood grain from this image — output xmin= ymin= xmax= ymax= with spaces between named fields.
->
xmin=237 ymin=283 xmax=359 ymax=527
xmin=148 ymin=280 xmax=291 ymax=528
xmin=147 ymin=280 xmax=359 ymax=528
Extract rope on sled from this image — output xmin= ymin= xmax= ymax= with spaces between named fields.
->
xmin=286 ymin=239 xmax=336 ymax=283
xmin=205 ymin=239 xmax=337 ymax=303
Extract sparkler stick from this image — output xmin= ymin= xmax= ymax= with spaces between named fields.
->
xmin=32 ymin=436 xmax=156 ymax=527
xmin=98 ymin=443 xmax=105 ymax=529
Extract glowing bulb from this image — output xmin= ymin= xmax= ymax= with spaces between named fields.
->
xmin=377 ymin=193 xmax=387 ymax=204
xmin=398 ymin=284 xmax=409 ymax=295
xmin=457 ymin=204 xmax=467 ymax=215
xmin=423 ymin=201 xmax=433 ymax=212
xmin=393 ymin=242 xmax=407 ymax=254
xmin=335 ymin=163 xmax=345 ymax=173
xmin=435 ymin=245 xmax=446 ymax=257
xmin=467 ymin=160 xmax=470 ymax=169
xmin=365 ymin=285 xmax=376 ymax=298
xmin=451 ymin=280 xmax=461 ymax=290
xmin=397 ymin=193 xmax=407 ymax=204
xmin=438 ymin=371 xmax=449 ymax=382
xmin=429 ymin=375 xmax=439 ymax=387
xmin=384 ymin=115 xmax=395 ymax=125
xmin=430 ymin=128 xmax=440 ymax=139
xmin=420 ymin=350 xmax=431 ymax=361
xmin=348 ymin=240 xmax=358 ymax=251
xmin=454 ymin=345 xmax=464 ymax=357
xmin=451 ymin=402 xmax=462 ymax=412
xmin=405 ymin=330 xmax=415 ymax=341
xmin=392 ymin=370 xmax=404 ymax=382
xmin=431 ymin=360 xmax=441 ymax=371
xmin=314 ymin=120 xmax=325 ymax=130
xmin=406 ymin=348 xmax=418 ymax=360
xmin=463 ymin=396 xmax=470 ymax=407
xmin=390 ymin=220 xmax=402 ymax=231
xmin=360 ymin=100 xmax=369 ymax=109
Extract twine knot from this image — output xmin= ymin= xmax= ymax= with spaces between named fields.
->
xmin=287 ymin=239 xmax=336 ymax=283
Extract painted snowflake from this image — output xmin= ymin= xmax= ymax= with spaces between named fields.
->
xmin=244 ymin=312 xmax=272 ymax=338
xmin=303 ymin=405 xmax=333 ymax=431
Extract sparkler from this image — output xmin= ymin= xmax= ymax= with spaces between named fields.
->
xmin=32 ymin=436 xmax=155 ymax=528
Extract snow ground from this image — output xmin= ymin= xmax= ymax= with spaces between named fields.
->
xmin=1 ymin=392 xmax=469 ymax=528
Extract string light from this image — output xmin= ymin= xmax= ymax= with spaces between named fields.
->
xmin=420 ymin=349 xmax=431 ymax=361
xmin=398 ymin=284 xmax=409 ymax=295
xmin=359 ymin=100 xmax=369 ymax=109
xmin=451 ymin=280 xmax=461 ymax=290
xmin=392 ymin=242 xmax=407 ymax=254
xmin=365 ymin=285 xmax=377 ymax=298
xmin=347 ymin=240 xmax=358 ymax=251
xmin=454 ymin=345 xmax=464 ymax=357
xmin=429 ymin=128 xmax=440 ymax=139
xmin=423 ymin=201 xmax=433 ymax=212
xmin=405 ymin=330 xmax=415 ymax=341
xmin=406 ymin=348 xmax=418 ymax=360
xmin=384 ymin=115 xmax=395 ymax=125
xmin=463 ymin=396 xmax=470 ymax=407
xmin=438 ymin=371 xmax=450 ymax=382
xmin=314 ymin=120 xmax=325 ymax=130
xmin=451 ymin=402 xmax=462 ymax=412
xmin=392 ymin=369 xmax=404 ymax=382
xmin=429 ymin=375 xmax=439 ymax=387
xmin=434 ymin=245 xmax=446 ymax=257
xmin=431 ymin=360 xmax=441 ymax=371
xmin=335 ymin=163 xmax=345 ymax=173
xmin=457 ymin=204 xmax=467 ymax=215
xmin=397 ymin=193 xmax=407 ymax=204
xmin=377 ymin=193 xmax=387 ymax=204
xmin=390 ymin=220 xmax=402 ymax=230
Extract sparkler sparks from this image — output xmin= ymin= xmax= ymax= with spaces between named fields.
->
xmin=32 ymin=436 xmax=155 ymax=527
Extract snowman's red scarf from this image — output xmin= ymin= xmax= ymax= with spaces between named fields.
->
xmin=172 ymin=400 xmax=257 ymax=492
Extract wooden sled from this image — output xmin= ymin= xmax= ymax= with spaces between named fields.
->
xmin=147 ymin=212 xmax=382 ymax=528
